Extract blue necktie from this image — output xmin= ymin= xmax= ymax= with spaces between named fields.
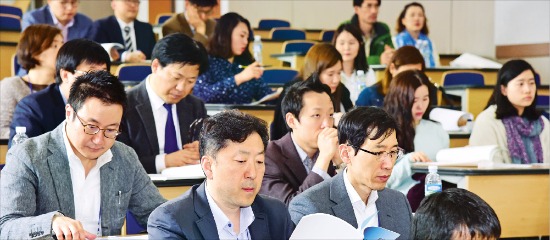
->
xmin=163 ymin=103 xmax=178 ymax=154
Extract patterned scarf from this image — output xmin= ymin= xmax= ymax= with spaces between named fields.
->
xmin=394 ymin=30 xmax=436 ymax=67
xmin=502 ymin=116 xmax=544 ymax=164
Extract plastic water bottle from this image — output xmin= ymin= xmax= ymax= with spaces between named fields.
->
xmin=12 ymin=126 xmax=29 ymax=146
xmin=356 ymin=70 xmax=367 ymax=92
xmin=253 ymin=35 xmax=263 ymax=64
xmin=425 ymin=165 xmax=442 ymax=196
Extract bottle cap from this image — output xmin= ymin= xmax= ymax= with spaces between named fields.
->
xmin=254 ymin=35 xmax=261 ymax=41
xmin=428 ymin=165 xmax=438 ymax=172
xmin=15 ymin=126 xmax=26 ymax=134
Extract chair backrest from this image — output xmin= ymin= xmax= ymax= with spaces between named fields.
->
xmin=258 ymin=19 xmax=290 ymax=30
xmin=270 ymin=28 xmax=306 ymax=41
xmin=536 ymin=95 xmax=549 ymax=107
xmin=11 ymin=53 xmax=21 ymax=76
xmin=0 ymin=5 xmax=22 ymax=18
xmin=319 ymin=30 xmax=335 ymax=42
xmin=156 ymin=13 xmax=173 ymax=25
xmin=281 ymin=40 xmax=316 ymax=55
xmin=116 ymin=63 xmax=151 ymax=82
xmin=0 ymin=14 xmax=21 ymax=31
xmin=125 ymin=211 xmax=145 ymax=234
xmin=535 ymin=72 xmax=541 ymax=86
xmin=262 ymin=67 xmax=299 ymax=87
xmin=441 ymin=70 xmax=484 ymax=87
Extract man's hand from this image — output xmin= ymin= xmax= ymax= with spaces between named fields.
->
xmin=380 ymin=45 xmax=395 ymax=65
xmin=187 ymin=5 xmax=206 ymax=35
xmin=314 ymin=127 xmax=339 ymax=172
xmin=52 ymin=215 xmax=96 ymax=240
xmin=109 ymin=48 xmax=120 ymax=61
xmin=409 ymin=151 xmax=431 ymax=163
xmin=165 ymin=144 xmax=200 ymax=168
xmin=124 ymin=50 xmax=146 ymax=63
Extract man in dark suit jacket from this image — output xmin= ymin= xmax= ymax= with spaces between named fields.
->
xmin=148 ymin=110 xmax=295 ymax=239
xmin=9 ymin=39 xmax=110 ymax=147
xmin=92 ymin=0 xmax=156 ymax=62
xmin=22 ymin=1 xmax=93 ymax=41
xmin=162 ymin=0 xmax=217 ymax=47
xmin=261 ymin=79 xmax=339 ymax=206
xmin=118 ymin=33 xmax=208 ymax=174
xmin=289 ymin=107 xmax=413 ymax=239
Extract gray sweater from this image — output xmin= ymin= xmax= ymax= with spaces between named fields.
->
xmin=0 ymin=76 xmax=30 ymax=139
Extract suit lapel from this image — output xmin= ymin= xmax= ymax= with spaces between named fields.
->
xmin=99 ymin=158 xmax=117 ymax=232
xmin=375 ymin=190 xmax=392 ymax=229
xmin=249 ymin=200 xmax=269 ymax=239
xmin=110 ymin=16 xmax=124 ymax=44
xmin=279 ymin=134 xmax=308 ymax=182
xmin=330 ymin=173 xmax=358 ymax=228
xmin=134 ymin=81 xmax=159 ymax=153
xmin=46 ymin=124 xmax=75 ymax=218
xmin=194 ymin=183 xmax=219 ymax=240
xmin=176 ymin=99 xmax=192 ymax=144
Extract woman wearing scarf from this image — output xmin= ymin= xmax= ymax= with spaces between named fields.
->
xmin=393 ymin=2 xmax=440 ymax=68
xmin=470 ymin=59 xmax=549 ymax=164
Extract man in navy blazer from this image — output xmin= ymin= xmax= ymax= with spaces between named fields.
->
xmin=148 ymin=110 xmax=295 ymax=239
xmin=22 ymin=1 xmax=93 ymax=41
xmin=289 ymin=107 xmax=413 ymax=239
xmin=92 ymin=0 xmax=156 ymax=62
xmin=118 ymin=33 xmax=208 ymax=174
xmin=9 ymin=39 xmax=109 ymax=147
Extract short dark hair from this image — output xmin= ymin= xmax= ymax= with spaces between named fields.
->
xmin=188 ymin=0 xmax=217 ymax=7
xmin=396 ymin=2 xmax=429 ymax=35
xmin=152 ymin=33 xmax=209 ymax=74
xmin=487 ymin=59 xmax=541 ymax=120
xmin=338 ymin=107 xmax=398 ymax=156
xmin=209 ymin=12 xmax=254 ymax=64
xmin=16 ymin=24 xmax=61 ymax=70
xmin=383 ymin=70 xmax=433 ymax=153
xmin=68 ymin=70 xmax=127 ymax=113
xmin=412 ymin=188 xmax=501 ymax=240
xmin=281 ymin=76 xmax=333 ymax=132
xmin=333 ymin=23 xmax=368 ymax=73
xmin=353 ymin=0 xmax=381 ymax=7
xmin=199 ymin=110 xmax=268 ymax=158
xmin=55 ymin=39 xmax=111 ymax=84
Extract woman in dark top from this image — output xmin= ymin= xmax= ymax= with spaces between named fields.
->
xmin=193 ymin=12 xmax=273 ymax=104
xmin=271 ymin=43 xmax=352 ymax=141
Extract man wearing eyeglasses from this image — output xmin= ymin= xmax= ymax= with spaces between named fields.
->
xmin=92 ymin=0 xmax=155 ymax=63
xmin=289 ymin=107 xmax=412 ymax=240
xmin=0 ymin=70 xmax=166 ymax=239
xmin=9 ymin=39 xmax=109 ymax=147
xmin=22 ymin=0 xmax=93 ymax=42
xmin=162 ymin=0 xmax=218 ymax=47
xmin=118 ymin=33 xmax=209 ymax=174
xmin=260 ymin=78 xmax=340 ymax=206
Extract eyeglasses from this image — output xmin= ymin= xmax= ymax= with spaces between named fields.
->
xmin=347 ymin=144 xmax=404 ymax=161
xmin=74 ymin=111 xmax=121 ymax=139
xmin=188 ymin=117 xmax=207 ymax=142
xmin=58 ymin=0 xmax=79 ymax=7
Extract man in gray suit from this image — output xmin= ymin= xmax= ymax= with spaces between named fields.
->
xmin=289 ymin=107 xmax=413 ymax=239
xmin=0 ymin=71 xmax=166 ymax=239
xmin=118 ymin=33 xmax=209 ymax=174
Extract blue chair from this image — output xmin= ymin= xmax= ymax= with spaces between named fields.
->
xmin=156 ymin=13 xmax=173 ymax=25
xmin=116 ymin=63 xmax=152 ymax=82
xmin=270 ymin=28 xmax=306 ymax=41
xmin=12 ymin=54 xmax=22 ymax=76
xmin=535 ymin=72 xmax=541 ymax=86
xmin=262 ymin=67 xmax=298 ymax=87
xmin=0 ymin=5 xmax=22 ymax=18
xmin=441 ymin=70 xmax=484 ymax=87
xmin=125 ymin=212 xmax=145 ymax=234
xmin=281 ymin=40 xmax=315 ymax=55
xmin=258 ymin=19 xmax=290 ymax=30
xmin=536 ymin=95 xmax=549 ymax=107
xmin=319 ymin=30 xmax=335 ymax=42
xmin=0 ymin=14 xmax=21 ymax=31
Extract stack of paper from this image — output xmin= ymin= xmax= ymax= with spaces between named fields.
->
xmin=425 ymin=145 xmax=500 ymax=166
xmin=159 ymin=164 xmax=206 ymax=179
xmin=450 ymin=53 xmax=502 ymax=69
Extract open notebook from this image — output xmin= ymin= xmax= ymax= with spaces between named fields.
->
xmin=148 ymin=164 xmax=205 ymax=181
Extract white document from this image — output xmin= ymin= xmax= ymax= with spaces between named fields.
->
xmin=429 ymin=108 xmax=473 ymax=132
xmin=249 ymin=87 xmax=283 ymax=105
xmin=101 ymin=43 xmax=124 ymax=62
xmin=96 ymin=234 xmax=148 ymax=240
xmin=449 ymin=53 xmax=502 ymax=69
xmin=420 ymin=145 xmax=500 ymax=167
xmin=290 ymin=213 xmax=399 ymax=240
xmin=157 ymin=164 xmax=205 ymax=179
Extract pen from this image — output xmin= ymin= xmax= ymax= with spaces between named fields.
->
xmin=118 ymin=191 xmax=121 ymax=204
xmin=238 ymin=64 xmax=271 ymax=68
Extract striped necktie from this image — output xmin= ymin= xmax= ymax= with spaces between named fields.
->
xmin=124 ymin=26 xmax=133 ymax=52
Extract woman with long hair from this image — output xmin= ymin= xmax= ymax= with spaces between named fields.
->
xmin=470 ymin=59 xmax=549 ymax=163
xmin=193 ymin=12 xmax=273 ymax=104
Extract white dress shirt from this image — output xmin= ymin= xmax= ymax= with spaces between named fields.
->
xmin=62 ymin=121 xmax=112 ymax=236
xmin=343 ymin=168 xmax=379 ymax=232
xmin=48 ymin=7 xmax=74 ymax=43
xmin=205 ymin=184 xmax=255 ymax=240
xmin=291 ymin=133 xmax=331 ymax=180
xmin=115 ymin=17 xmax=137 ymax=61
xmin=146 ymin=76 xmax=183 ymax=173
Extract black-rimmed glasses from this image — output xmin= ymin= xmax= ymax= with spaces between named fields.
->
xmin=74 ymin=111 xmax=121 ymax=139
xmin=347 ymin=144 xmax=404 ymax=161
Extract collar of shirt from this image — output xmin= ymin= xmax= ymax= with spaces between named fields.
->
xmin=48 ymin=6 xmax=74 ymax=42
xmin=343 ymin=168 xmax=379 ymax=229
xmin=205 ymin=183 xmax=255 ymax=238
xmin=145 ymin=75 xmax=166 ymax=111
xmin=115 ymin=17 xmax=134 ymax=32
xmin=290 ymin=133 xmax=318 ymax=165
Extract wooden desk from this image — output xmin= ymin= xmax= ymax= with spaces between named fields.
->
xmin=412 ymin=165 xmax=550 ymax=238
xmin=153 ymin=178 xmax=203 ymax=200
xmin=252 ymin=28 xmax=322 ymax=41
xmin=206 ymin=104 xmax=275 ymax=128
xmin=449 ymin=132 xmax=469 ymax=147
xmin=0 ymin=42 xmax=17 ymax=79
xmin=0 ymin=139 xmax=7 ymax=165
xmin=439 ymin=54 xmax=460 ymax=66
xmin=271 ymin=52 xmax=305 ymax=70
